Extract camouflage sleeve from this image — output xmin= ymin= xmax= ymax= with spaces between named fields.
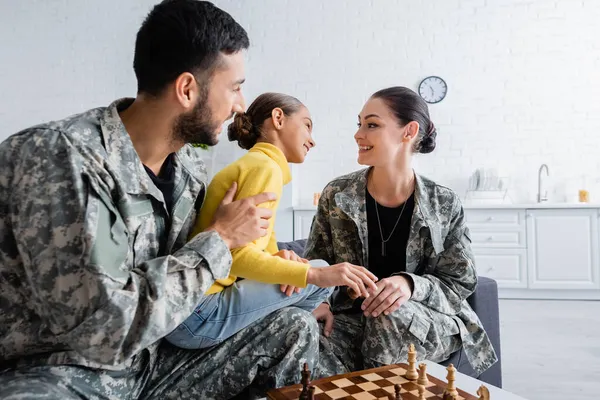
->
xmin=11 ymin=131 xmax=231 ymax=366
xmin=303 ymin=185 xmax=335 ymax=263
xmin=403 ymin=200 xmax=477 ymax=315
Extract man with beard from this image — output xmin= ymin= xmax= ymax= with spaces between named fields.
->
xmin=0 ymin=1 xmax=321 ymax=399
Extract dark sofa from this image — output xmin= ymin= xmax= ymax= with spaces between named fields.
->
xmin=278 ymin=239 xmax=503 ymax=388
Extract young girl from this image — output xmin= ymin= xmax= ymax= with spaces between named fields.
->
xmin=166 ymin=92 xmax=378 ymax=349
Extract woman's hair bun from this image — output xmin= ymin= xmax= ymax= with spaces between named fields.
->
xmin=419 ymin=123 xmax=437 ymax=154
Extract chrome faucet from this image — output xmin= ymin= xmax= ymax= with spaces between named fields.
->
xmin=537 ymin=164 xmax=549 ymax=202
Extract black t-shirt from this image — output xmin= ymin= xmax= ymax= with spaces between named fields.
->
xmin=144 ymin=153 xmax=176 ymax=213
xmin=366 ymin=188 xmax=415 ymax=279
xmin=144 ymin=153 xmax=176 ymax=254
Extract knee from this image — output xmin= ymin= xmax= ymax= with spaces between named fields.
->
xmin=277 ymin=307 xmax=319 ymax=342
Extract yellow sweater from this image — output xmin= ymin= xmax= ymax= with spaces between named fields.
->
xmin=193 ymin=142 xmax=310 ymax=295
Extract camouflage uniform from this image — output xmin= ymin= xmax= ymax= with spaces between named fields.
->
xmin=304 ymin=169 xmax=498 ymax=377
xmin=0 ymin=98 xmax=319 ymax=399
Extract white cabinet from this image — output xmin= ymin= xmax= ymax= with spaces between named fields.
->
xmin=473 ymin=249 xmax=528 ymax=288
xmin=467 ymin=209 xmax=528 ymax=289
xmin=526 ymin=209 xmax=600 ymax=290
xmin=468 ymin=207 xmax=600 ymax=299
xmin=293 ymin=210 xmax=316 ymax=241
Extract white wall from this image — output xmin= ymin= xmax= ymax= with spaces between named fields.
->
xmin=2 ymin=0 xmax=600 ymax=241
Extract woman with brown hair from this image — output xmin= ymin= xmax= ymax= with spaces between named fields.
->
xmin=305 ymin=86 xmax=498 ymax=376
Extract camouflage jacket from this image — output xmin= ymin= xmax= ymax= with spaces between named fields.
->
xmin=304 ymin=168 xmax=498 ymax=374
xmin=0 ymin=99 xmax=232 ymax=370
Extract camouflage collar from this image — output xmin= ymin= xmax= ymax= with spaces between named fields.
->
xmin=334 ymin=168 xmax=445 ymax=256
xmin=100 ymin=98 xmax=156 ymax=196
xmin=99 ymin=98 xmax=201 ymax=199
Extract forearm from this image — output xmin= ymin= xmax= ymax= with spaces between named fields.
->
xmin=230 ymin=245 xmax=309 ymax=287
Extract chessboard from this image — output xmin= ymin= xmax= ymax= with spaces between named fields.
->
xmin=266 ymin=363 xmax=480 ymax=400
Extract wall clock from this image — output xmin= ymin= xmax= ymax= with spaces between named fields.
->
xmin=418 ymin=76 xmax=447 ymax=104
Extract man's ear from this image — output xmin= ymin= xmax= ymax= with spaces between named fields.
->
xmin=173 ymin=72 xmax=198 ymax=110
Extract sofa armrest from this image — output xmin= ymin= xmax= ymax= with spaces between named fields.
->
xmin=467 ymin=276 xmax=503 ymax=387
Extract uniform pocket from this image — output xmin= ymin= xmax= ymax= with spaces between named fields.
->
xmin=408 ymin=313 xmax=431 ymax=345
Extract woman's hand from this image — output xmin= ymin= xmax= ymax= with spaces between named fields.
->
xmin=312 ymin=302 xmax=334 ymax=337
xmin=274 ymin=249 xmax=308 ymax=296
xmin=361 ymin=275 xmax=413 ymax=317
xmin=306 ymin=263 xmax=378 ymax=298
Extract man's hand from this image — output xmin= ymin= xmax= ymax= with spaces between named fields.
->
xmin=274 ymin=249 xmax=308 ymax=296
xmin=361 ymin=275 xmax=413 ymax=318
xmin=312 ymin=303 xmax=334 ymax=337
xmin=207 ymin=182 xmax=277 ymax=249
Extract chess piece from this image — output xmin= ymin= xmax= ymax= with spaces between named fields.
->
xmin=417 ymin=363 xmax=429 ymax=386
xmin=299 ymin=363 xmax=311 ymax=400
xmin=405 ymin=343 xmax=418 ymax=380
xmin=307 ymin=385 xmax=316 ymax=400
xmin=477 ymin=384 xmax=490 ymax=400
xmin=444 ymin=364 xmax=459 ymax=398
xmin=418 ymin=384 xmax=426 ymax=400
xmin=392 ymin=383 xmax=402 ymax=400
xmin=442 ymin=393 xmax=458 ymax=400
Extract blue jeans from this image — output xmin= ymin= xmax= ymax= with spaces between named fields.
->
xmin=165 ymin=259 xmax=333 ymax=349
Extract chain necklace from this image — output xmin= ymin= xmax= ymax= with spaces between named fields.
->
xmin=374 ymin=196 xmax=408 ymax=257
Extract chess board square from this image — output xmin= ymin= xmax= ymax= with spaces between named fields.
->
xmin=368 ymin=388 xmax=390 ymax=398
xmin=343 ymin=385 xmax=364 ymax=395
xmin=348 ymin=376 xmax=369 ymax=385
xmin=402 ymin=382 xmax=418 ymax=391
xmin=427 ymin=385 xmax=444 ymax=395
xmin=386 ymin=375 xmax=409 ymax=385
xmin=319 ymin=388 xmax=349 ymax=399
xmin=351 ymin=392 xmax=377 ymax=400
xmin=362 ymin=373 xmax=384 ymax=381
xmin=389 ymin=367 xmax=405 ymax=376
xmin=375 ymin=370 xmax=396 ymax=379
xmin=357 ymin=382 xmax=379 ymax=391
xmin=330 ymin=378 xmax=354 ymax=388
xmin=318 ymin=382 xmax=339 ymax=392
xmin=371 ymin=379 xmax=393 ymax=387
xmin=400 ymin=393 xmax=419 ymax=400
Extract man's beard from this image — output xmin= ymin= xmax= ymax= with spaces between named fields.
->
xmin=172 ymin=90 xmax=220 ymax=146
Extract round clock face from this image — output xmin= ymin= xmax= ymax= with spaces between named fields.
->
xmin=418 ymin=76 xmax=447 ymax=104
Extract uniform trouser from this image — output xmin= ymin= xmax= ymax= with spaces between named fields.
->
xmin=0 ymin=307 xmax=320 ymax=400
xmin=317 ymin=299 xmax=462 ymax=377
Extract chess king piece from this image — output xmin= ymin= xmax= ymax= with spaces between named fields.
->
xmin=477 ymin=385 xmax=490 ymax=400
xmin=405 ymin=343 xmax=419 ymax=380
xmin=417 ymin=363 xmax=429 ymax=386
xmin=299 ymin=363 xmax=311 ymax=400
xmin=444 ymin=364 xmax=459 ymax=398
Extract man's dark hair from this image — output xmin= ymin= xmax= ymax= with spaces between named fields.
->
xmin=133 ymin=0 xmax=249 ymax=95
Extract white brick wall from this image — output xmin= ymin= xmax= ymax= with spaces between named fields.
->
xmin=214 ymin=0 xmax=600 ymax=206
xmin=2 ymin=0 xmax=600 ymax=240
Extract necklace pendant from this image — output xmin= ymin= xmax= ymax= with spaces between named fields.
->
xmin=381 ymin=242 xmax=386 ymax=257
